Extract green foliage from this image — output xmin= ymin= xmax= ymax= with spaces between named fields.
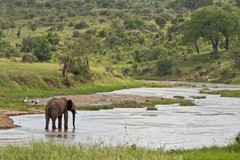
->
xmin=21 ymin=37 xmax=36 ymax=53
xmin=76 ymin=105 xmax=113 ymax=111
xmin=173 ymin=95 xmax=185 ymax=99
xmin=33 ymin=36 xmax=51 ymax=62
xmin=72 ymin=31 xmax=80 ymax=38
xmin=74 ymin=21 xmax=89 ymax=30
xmin=179 ymin=101 xmax=196 ymax=106
xmin=236 ymin=0 xmax=240 ymax=7
xmin=29 ymin=23 xmax=37 ymax=32
xmin=2 ymin=141 xmax=240 ymax=160
xmin=156 ymin=59 xmax=172 ymax=76
xmin=21 ymin=53 xmax=37 ymax=63
xmin=146 ymin=106 xmax=158 ymax=110
xmin=189 ymin=95 xmax=206 ymax=99
xmin=47 ymin=32 xmax=60 ymax=45
xmin=203 ymin=89 xmax=240 ymax=97
xmin=124 ymin=17 xmax=146 ymax=30
xmin=154 ymin=16 xmax=167 ymax=28
xmin=230 ymin=47 xmax=240 ymax=71
xmin=176 ymin=0 xmax=213 ymax=10
xmin=183 ymin=6 xmax=240 ymax=56
xmin=150 ymin=99 xmax=174 ymax=105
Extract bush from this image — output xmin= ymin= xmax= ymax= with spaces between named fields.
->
xmin=156 ymin=59 xmax=172 ymax=76
xmin=72 ymin=31 xmax=80 ymax=37
xmin=47 ymin=33 xmax=60 ymax=45
xmin=33 ymin=36 xmax=51 ymax=62
xmin=231 ymin=47 xmax=240 ymax=71
xmin=21 ymin=53 xmax=37 ymax=63
xmin=124 ymin=17 xmax=146 ymax=30
xmin=74 ymin=21 xmax=89 ymax=29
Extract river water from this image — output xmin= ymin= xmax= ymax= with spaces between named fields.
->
xmin=1 ymin=87 xmax=240 ymax=150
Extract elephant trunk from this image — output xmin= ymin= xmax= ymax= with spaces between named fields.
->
xmin=72 ymin=110 xmax=76 ymax=129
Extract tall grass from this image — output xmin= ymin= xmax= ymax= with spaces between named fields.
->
xmin=0 ymin=141 xmax=180 ymax=160
xmin=1 ymin=141 xmax=240 ymax=160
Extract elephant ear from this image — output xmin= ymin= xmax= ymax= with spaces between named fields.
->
xmin=67 ymin=99 xmax=73 ymax=110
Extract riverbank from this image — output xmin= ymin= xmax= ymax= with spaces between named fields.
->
xmin=0 ymin=108 xmax=44 ymax=129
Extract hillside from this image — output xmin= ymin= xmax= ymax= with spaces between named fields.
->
xmin=0 ymin=0 xmax=240 ymax=85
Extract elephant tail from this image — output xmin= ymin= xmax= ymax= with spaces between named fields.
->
xmin=46 ymin=107 xmax=52 ymax=117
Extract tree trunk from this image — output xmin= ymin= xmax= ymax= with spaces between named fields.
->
xmin=225 ymin=36 xmax=229 ymax=51
xmin=62 ymin=56 xmax=70 ymax=87
xmin=194 ymin=42 xmax=200 ymax=54
xmin=211 ymin=39 xmax=219 ymax=59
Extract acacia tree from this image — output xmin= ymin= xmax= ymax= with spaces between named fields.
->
xmin=183 ymin=6 xmax=240 ymax=58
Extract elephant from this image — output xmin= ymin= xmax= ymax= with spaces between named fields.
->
xmin=45 ymin=97 xmax=77 ymax=130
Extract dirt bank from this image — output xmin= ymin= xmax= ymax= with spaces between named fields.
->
xmin=0 ymin=108 xmax=44 ymax=129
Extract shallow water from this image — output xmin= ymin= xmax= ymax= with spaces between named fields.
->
xmin=1 ymin=87 xmax=240 ymax=150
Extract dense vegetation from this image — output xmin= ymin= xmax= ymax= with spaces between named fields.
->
xmin=0 ymin=0 xmax=240 ymax=86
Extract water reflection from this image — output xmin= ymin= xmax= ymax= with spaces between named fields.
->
xmin=45 ymin=129 xmax=76 ymax=139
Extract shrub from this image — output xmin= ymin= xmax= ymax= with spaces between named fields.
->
xmin=231 ymin=47 xmax=240 ymax=71
xmin=124 ymin=17 xmax=146 ymax=30
xmin=156 ymin=59 xmax=172 ymax=76
xmin=47 ymin=33 xmax=60 ymax=45
xmin=21 ymin=53 xmax=37 ymax=63
xmin=72 ymin=31 xmax=80 ymax=37
xmin=74 ymin=21 xmax=89 ymax=29
xmin=33 ymin=36 xmax=51 ymax=62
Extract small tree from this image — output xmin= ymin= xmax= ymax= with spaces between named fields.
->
xmin=33 ymin=36 xmax=51 ymax=62
xmin=21 ymin=37 xmax=37 ymax=52
xmin=29 ymin=23 xmax=37 ymax=32
xmin=59 ymin=34 xmax=96 ymax=84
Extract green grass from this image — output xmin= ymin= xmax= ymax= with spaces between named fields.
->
xmin=202 ymin=90 xmax=240 ymax=98
xmin=146 ymin=106 xmax=158 ymax=110
xmin=189 ymin=95 xmax=206 ymax=99
xmin=76 ymin=105 xmax=113 ymax=111
xmin=1 ymin=141 xmax=240 ymax=160
xmin=179 ymin=101 xmax=196 ymax=106
xmin=0 ymin=59 xmax=151 ymax=111
xmin=150 ymin=99 xmax=175 ymax=105
xmin=173 ymin=95 xmax=185 ymax=99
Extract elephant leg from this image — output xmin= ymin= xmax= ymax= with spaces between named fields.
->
xmin=45 ymin=114 xmax=50 ymax=130
xmin=64 ymin=111 xmax=68 ymax=129
xmin=58 ymin=116 xmax=62 ymax=129
xmin=52 ymin=117 xmax=57 ymax=130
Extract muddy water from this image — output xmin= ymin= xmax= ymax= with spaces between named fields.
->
xmin=1 ymin=87 xmax=240 ymax=150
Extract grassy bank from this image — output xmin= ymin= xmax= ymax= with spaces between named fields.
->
xmin=1 ymin=141 xmax=240 ymax=160
xmin=202 ymin=89 xmax=240 ymax=98
xmin=0 ymin=59 xmax=167 ymax=111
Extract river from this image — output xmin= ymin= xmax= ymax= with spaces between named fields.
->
xmin=1 ymin=86 xmax=240 ymax=150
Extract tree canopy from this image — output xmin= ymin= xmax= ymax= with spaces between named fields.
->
xmin=183 ymin=5 xmax=240 ymax=57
